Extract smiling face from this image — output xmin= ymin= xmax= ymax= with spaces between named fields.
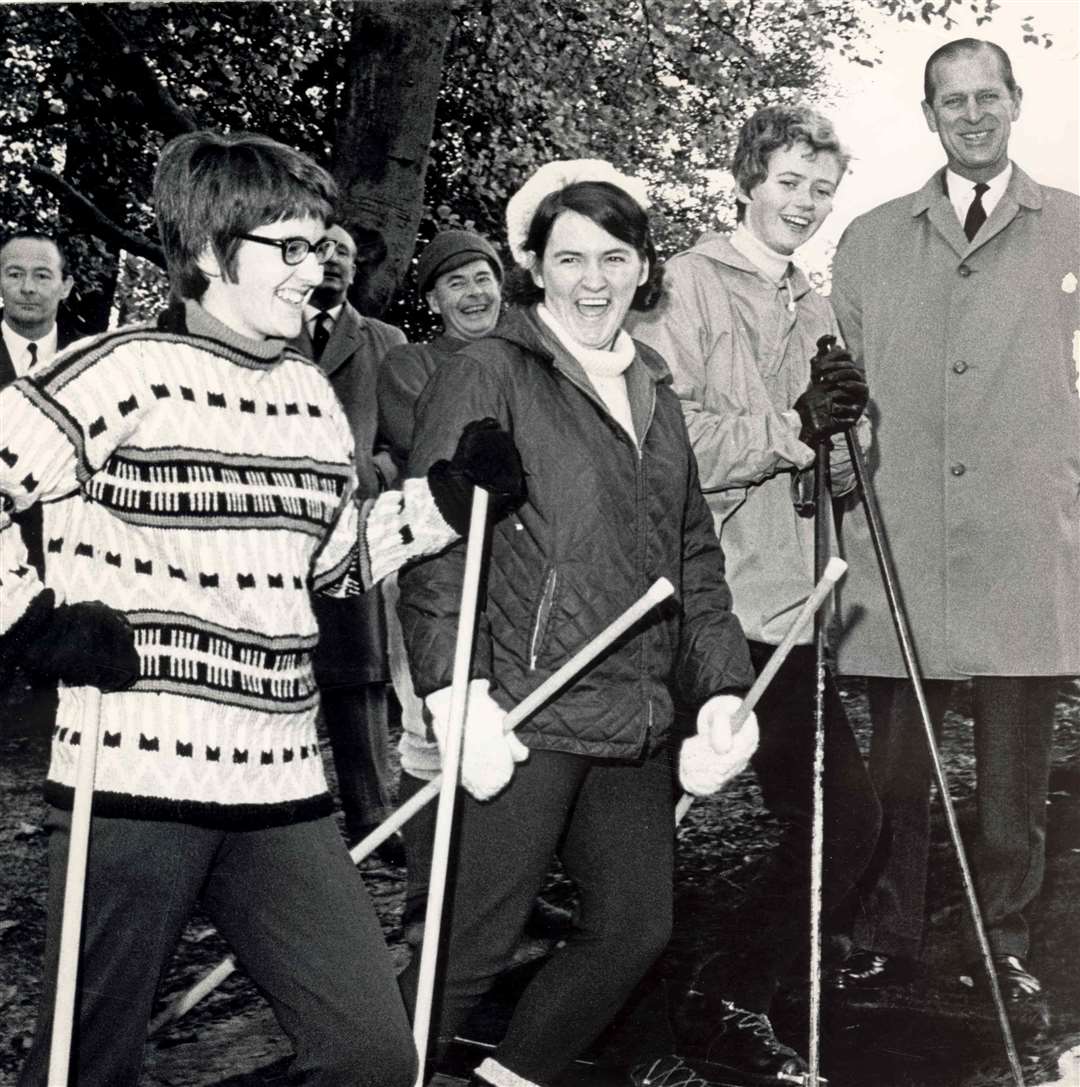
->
xmin=922 ymin=47 xmax=1020 ymax=182
xmin=739 ymin=141 xmax=842 ymax=255
xmin=426 ymin=257 xmax=501 ymax=341
xmin=199 ymin=215 xmax=325 ymax=341
xmin=0 ymin=237 xmax=73 ymax=340
xmin=531 ymin=209 xmax=647 ymax=351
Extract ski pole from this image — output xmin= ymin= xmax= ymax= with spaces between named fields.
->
xmin=674 ymin=557 xmax=848 ymax=826
xmin=150 ymin=575 xmax=676 ymax=1035
xmin=807 ymin=439 xmax=832 ymax=1087
xmin=845 ymin=429 xmax=1026 ymax=1087
xmin=48 ymin=685 xmax=104 ymax=1087
xmin=412 ymin=487 xmax=489 ymax=1082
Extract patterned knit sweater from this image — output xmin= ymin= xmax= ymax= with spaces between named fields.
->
xmin=0 ymin=301 xmax=456 ymax=828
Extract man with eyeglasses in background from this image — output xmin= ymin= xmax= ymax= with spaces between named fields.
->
xmin=290 ymin=222 xmax=408 ymax=864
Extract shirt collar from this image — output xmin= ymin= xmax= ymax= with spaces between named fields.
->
xmin=303 ymin=301 xmax=345 ymax=325
xmin=2 ymin=319 xmax=59 ymax=378
xmin=945 ymin=161 xmax=1013 ymax=223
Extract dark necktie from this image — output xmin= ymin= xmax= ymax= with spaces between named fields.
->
xmin=27 ymin=342 xmax=38 ymax=369
xmin=311 ymin=311 xmax=331 ymax=360
xmin=963 ymin=182 xmax=989 ymax=242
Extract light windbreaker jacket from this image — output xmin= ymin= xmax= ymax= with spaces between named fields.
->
xmin=630 ymin=233 xmax=854 ymax=646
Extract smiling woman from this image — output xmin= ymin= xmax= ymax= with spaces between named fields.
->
xmin=199 ymin=217 xmax=330 ymax=341
xmin=396 ymin=161 xmax=757 ymax=1087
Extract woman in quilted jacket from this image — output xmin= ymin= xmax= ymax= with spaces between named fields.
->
xmin=396 ymin=161 xmax=758 ymax=1087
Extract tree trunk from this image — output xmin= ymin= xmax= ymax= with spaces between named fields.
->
xmin=332 ymin=0 xmax=453 ymax=318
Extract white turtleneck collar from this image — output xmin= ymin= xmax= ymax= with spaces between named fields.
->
xmin=536 ymin=304 xmax=636 ymax=377
xmin=536 ymin=304 xmax=638 ymax=447
xmin=730 ymin=223 xmax=793 ymax=287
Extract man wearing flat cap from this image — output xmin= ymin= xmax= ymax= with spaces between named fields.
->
xmin=379 ymin=229 xmax=504 ymax=473
xmin=378 ymin=227 xmax=505 ymax=945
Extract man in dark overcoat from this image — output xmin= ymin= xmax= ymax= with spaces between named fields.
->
xmin=290 ymin=222 xmax=406 ymax=853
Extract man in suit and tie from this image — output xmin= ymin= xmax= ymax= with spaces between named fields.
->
xmin=1 ymin=233 xmax=76 ymax=391
xmin=1 ymin=233 xmax=80 ymax=733
xmin=291 ymin=222 xmax=407 ymax=860
xmin=828 ymin=40 xmax=1078 ymax=1017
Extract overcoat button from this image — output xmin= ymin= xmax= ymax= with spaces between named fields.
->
xmin=950 ymin=463 xmax=966 ymax=477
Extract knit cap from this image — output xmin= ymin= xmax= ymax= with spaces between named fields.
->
xmin=417 ymin=230 xmax=504 ymax=296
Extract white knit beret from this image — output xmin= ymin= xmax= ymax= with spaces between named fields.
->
xmin=504 ymin=159 xmax=651 ymax=269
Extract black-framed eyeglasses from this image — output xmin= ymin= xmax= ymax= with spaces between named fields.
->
xmin=234 ymin=233 xmax=336 ymax=266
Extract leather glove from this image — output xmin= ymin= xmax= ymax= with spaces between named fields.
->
xmin=678 ymin=693 xmax=759 ymax=797
xmin=1 ymin=590 xmax=140 ymax=692
xmin=810 ymin=335 xmax=865 ymax=390
xmin=425 ymin=678 xmax=529 ymax=801
xmin=794 ymin=336 xmax=869 ymax=447
xmin=427 ymin=418 xmax=526 ymax=534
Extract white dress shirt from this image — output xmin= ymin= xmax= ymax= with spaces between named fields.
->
xmin=2 ymin=320 xmax=59 ymax=378
xmin=946 ymin=161 xmax=1012 ymax=226
xmin=302 ymin=301 xmax=344 ymax=340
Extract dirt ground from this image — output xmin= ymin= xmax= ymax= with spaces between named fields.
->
xmin=1 ymin=678 xmax=1078 ymax=1087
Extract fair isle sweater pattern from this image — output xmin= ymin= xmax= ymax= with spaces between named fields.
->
xmin=0 ymin=302 xmax=456 ymax=828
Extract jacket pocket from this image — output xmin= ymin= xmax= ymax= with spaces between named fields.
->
xmin=529 ymin=567 xmax=558 ymax=671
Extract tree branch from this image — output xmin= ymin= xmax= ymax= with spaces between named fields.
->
xmin=28 ymin=165 xmax=165 ymax=268
xmin=0 ymin=113 xmax=66 ymax=137
xmin=68 ymin=6 xmax=198 ymax=137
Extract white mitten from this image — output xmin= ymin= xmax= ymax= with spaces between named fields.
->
xmin=678 ymin=693 xmax=759 ymax=797
xmin=425 ymin=679 xmax=529 ymax=801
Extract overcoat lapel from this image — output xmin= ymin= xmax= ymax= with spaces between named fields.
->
xmin=0 ymin=334 xmax=14 ymax=387
xmin=318 ymin=305 xmax=364 ymax=378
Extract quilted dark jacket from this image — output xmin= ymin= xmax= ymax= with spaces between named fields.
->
xmin=399 ymin=306 xmax=753 ymax=760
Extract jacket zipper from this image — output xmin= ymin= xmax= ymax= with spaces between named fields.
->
xmin=529 ymin=567 xmax=558 ymax=671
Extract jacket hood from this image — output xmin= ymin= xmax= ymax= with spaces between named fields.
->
xmin=683 ymin=231 xmax=815 ymax=302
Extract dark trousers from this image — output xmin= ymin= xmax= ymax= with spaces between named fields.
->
xmin=687 ymin=642 xmax=881 ymax=1015
xmin=398 ymin=767 xmax=438 ymax=946
xmin=18 ymin=811 xmax=416 ymax=1087
xmin=321 ymin=684 xmax=394 ymax=839
xmin=852 ymin=675 xmax=1058 ymax=961
xmin=400 ymin=746 xmax=676 ymax=1084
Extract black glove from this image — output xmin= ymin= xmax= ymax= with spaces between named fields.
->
xmin=811 ymin=335 xmax=864 ymax=386
xmin=427 ymin=418 xmax=526 ymax=534
xmin=1 ymin=590 xmax=140 ymax=692
xmin=794 ymin=335 xmax=869 ymax=446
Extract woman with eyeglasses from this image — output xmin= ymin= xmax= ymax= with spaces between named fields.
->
xmin=3 ymin=129 xmax=523 ymax=1087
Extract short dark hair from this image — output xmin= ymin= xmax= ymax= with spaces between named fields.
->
xmin=732 ymin=106 xmax=849 ymax=222
xmin=923 ymin=39 xmax=1018 ymax=104
xmin=506 ymin=180 xmax=663 ymax=311
xmin=154 ymin=130 xmax=337 ymax=301
xmin=0 ymin=232 xmax=70 ymax=278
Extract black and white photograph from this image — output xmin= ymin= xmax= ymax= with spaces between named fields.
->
xmin=1 ymin=2 xmax=1077 ymax=1085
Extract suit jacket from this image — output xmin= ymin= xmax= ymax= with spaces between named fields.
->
xmin=831 ymin=166 xmax=1080 ymax=678
xmin=290 ymin=302 xmax=406 ymax=686
xmin=1 ymin=312 xmax=82 ymax=575
xmin=291 ymin=303 xmax=405 ymax=498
